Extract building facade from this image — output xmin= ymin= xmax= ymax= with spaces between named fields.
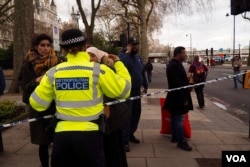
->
xmin=0 ymin=0 xmax=60 ymax=48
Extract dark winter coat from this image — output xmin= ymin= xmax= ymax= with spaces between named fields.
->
xmin=0 ymin=67 xmax=6 ymax=96
xmin=163 ymin=59 xmax=193 ymax=115
xmin=104 ymin=97 xmax=129 ymax=132
xmin=119 ymin=51 xmax=148 ymax=90
xmin=20 ymin=61 xmax=56 ymax=145
xmin=145 ymin=62 xmax=153 ymax=72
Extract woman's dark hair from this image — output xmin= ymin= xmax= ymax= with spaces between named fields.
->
xmin=174 ymin=46 xmax=185 ymax=57
xmin=31 ymin=33 xmax=53 ymax=50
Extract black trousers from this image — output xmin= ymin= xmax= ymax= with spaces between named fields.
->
xmin=51 ymin=131 xmax=105 ymax=167
xmin=122 ymin=89 xmax=141 ymax=143
xmin=39 ymin=144 xmax=49 ymax=167
xmin=194 ymin=85 xmax=205 ymax=108
xmin=103 ymin=130 xmax=128 ymax=167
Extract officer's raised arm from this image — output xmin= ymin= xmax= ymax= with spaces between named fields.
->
xmin=98 ymin=62 xmax=131 ymax=99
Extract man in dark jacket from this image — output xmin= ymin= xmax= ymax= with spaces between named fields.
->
xmin=163 ymin=46 xmax=193 ymax=151
xmin=119 ymin=37 xmax=148 ymax=152
xmin=145 ymin=59 xmax=153 ymax=82
xmin=0 ymin=67 xmax=6 ymax=96
xmin=188 ymin=55 xmax=208 ymax=109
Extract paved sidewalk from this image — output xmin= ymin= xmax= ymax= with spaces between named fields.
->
xmin=0 ymin=89 xmax=250 ymax=167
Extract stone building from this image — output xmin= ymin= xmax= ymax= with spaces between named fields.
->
xmin=34 ymin=0 xmax=58 ymax=34
xmin=0 ymin=0 xmax=60 ymax=48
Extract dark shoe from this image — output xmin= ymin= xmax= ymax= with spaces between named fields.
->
xmin=177 ymin=142 xmax=192 ymax=151
xmin=197 ymin=106 xmax=204 ymax=110
xmin=129 ymin=135 xmax=140 ymax=144
xmin=199 ymin=105 xmax=204 ymax=109
xmin=124 ymin=144 xmax=130 ymax=152
xmin=171 ymin=138 xmax=177 ymax=143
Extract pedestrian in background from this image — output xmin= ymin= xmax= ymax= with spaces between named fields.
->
xmin=86 ymin=46 xmax=129 ymax=167
xmin=210 ymin=58 xmax=215 ymax=68
xmin=145 ymin=58 xmax=153 ymax=83
xmin=206 ymin=58 xmax=209 ymax=66
xmin=0 ymin=66 xmax=6 ymax=97
xmin=20 ymin=33 xmax=61 ymax=167
xmin=29 ymin=29 xmax=131 ymax=167
xmin=119 ymin=37 xmax=148 ymax=152
xmin=232 ymin=55 xmax=243 ymax=89
xmin=163 ymin=46 xmax=193 ymax=151
xmin=188 ymin=55 xmax=208 ymax=109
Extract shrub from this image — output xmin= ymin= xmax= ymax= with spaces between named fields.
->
xmin=0 ymin=100 xmax=16 ymax=120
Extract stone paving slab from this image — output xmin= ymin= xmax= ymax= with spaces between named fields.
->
xmin=142 ymin=129 xmax=169 ymax=144
xmin=191 ymin=132 xmax=223 ymax=145
xmin=127 ymin=158 xmax=146 ymax=167
xmin=153 ymin=143 xmax=202 ymax=158
xmin=126 ymin=143 xmax=155 ymax=158
xmin=195 ymin=145 xmax=222 ymax=158
xmin=146 ymin=158 xmax=199 ymax=167
xmin=0 ymin=154 xmax=40 ymax=167
xmin=214 ymin=133 xmax=250 ymax=144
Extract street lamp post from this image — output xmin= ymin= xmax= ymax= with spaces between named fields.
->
xmin=233 ymin=15 xmax=235 ymax=57
xmin=238 ymin=43 xmax=241 ymax=58
xmin=168 ymin=44 xmax=171 ymax=62
xmin=186 ymin=34 xmax=192 ymax=58
xmin=226 ymin=13 xmax=235 ymax=57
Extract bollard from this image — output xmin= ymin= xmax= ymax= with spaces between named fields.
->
xmin=0 ymin=130 xmax=4 ymax=153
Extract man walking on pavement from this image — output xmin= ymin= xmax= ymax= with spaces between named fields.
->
xmin=0 ymin=66 xmax=6 ymax=97
xmin=119 ymin=37 xmax=148 ymax=152
xmin=145 ymin=58 xmax=153 ymax=83
xmin=163 ymin=46 xmax=193 ymax=151
xmin=188 ymin=55 xmax=208 ymax=109
xmin=232 ymin=55 xmax=243 ymax=89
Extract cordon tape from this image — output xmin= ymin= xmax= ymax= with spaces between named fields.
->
xmin=0 ymin=71 xmax=249 ymax=129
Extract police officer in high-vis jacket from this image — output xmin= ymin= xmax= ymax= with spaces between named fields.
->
xmin=29 ymin=29 xmax=131 ymax=167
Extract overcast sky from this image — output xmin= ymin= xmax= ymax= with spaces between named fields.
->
xmin=55 ymin=0 xmax=250 ymax=51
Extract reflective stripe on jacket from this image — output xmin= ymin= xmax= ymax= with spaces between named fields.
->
xmin=29 ymin=51 xmax=131 ymax=132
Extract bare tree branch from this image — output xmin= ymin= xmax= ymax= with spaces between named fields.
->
xmin=0 ymin=0 xmax=14 ymax=24
xmin=76 ymin=0 xmax=101 ymax=43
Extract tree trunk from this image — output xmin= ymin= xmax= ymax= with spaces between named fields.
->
xmin=85 ymin=25 xmax=94 ymax=44
xmin=8 ymin=0 xmax=34 ymax=93
xmin=137 ymin=0 xmax=149 ymax=63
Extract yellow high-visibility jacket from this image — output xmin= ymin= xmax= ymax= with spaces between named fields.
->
xmin=29 ymin=52 xmax=131 ymax=132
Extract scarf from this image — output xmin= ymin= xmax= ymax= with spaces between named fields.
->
xmin=25 ymin=49 xmax=59 ymax=76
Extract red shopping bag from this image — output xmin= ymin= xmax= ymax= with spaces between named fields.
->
xmin=160 ymin=98 xmax=191 ymax=138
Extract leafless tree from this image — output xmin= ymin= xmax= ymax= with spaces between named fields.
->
xmin=76 ymin=0 xmax=213 ymax=62
xmin=115 ymin=0 xmax=212 ymax=62
xmin=76 ymin=0 xmax=101 ymax=43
